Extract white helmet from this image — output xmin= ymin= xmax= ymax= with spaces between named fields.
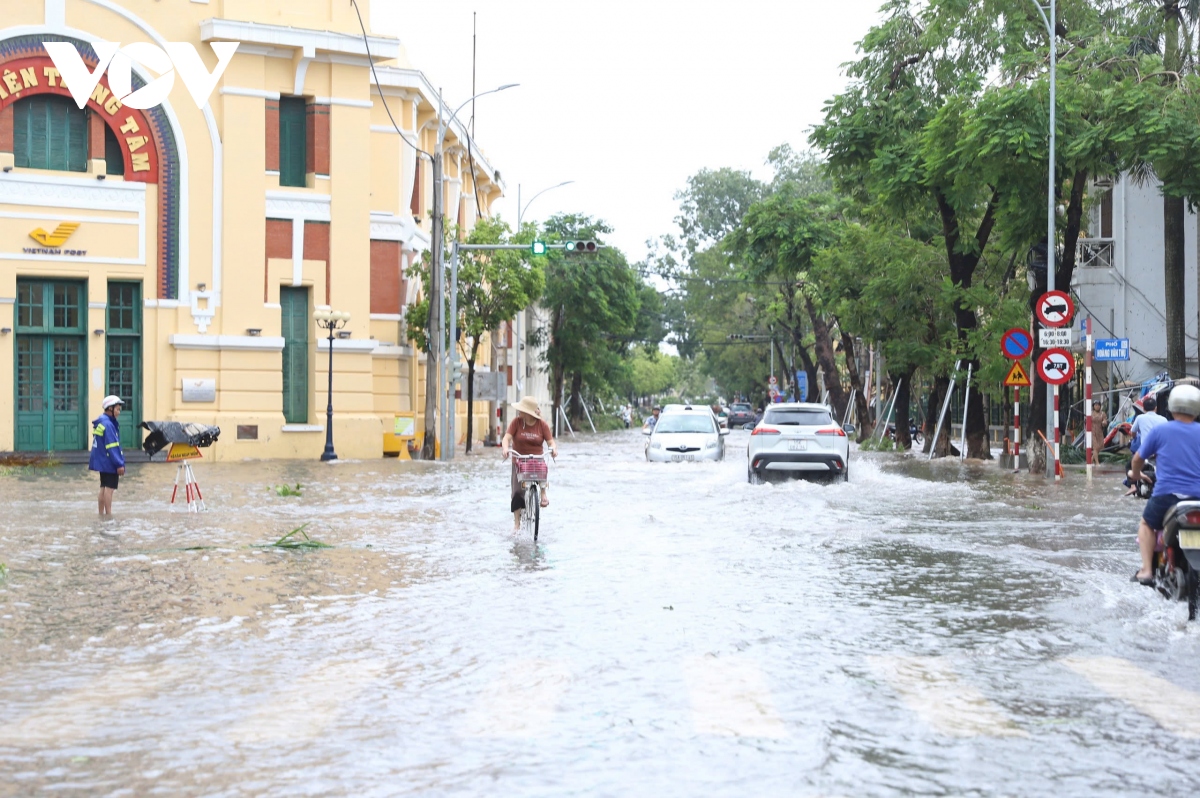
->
xmin=1168 ymin=384 xmax=1200 ymax=418
xmin=101 ymin=395 xmax=125 ymax=410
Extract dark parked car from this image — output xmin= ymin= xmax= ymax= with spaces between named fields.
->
xmin=727 ymin=403 xmax=756 ymax=429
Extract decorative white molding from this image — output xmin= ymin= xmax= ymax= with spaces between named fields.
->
xmin=369 ymin=212 xmax=430 ymax=251
xmin=144 ymin=299 xmax=181 ymax=308
xmin=170 ymin=334 xmax=286 ymax=352
xmin=373 ymin=344 xmax=415 ymax=358
xmin=370 ymin=124 xmax=402 ymax=135
xmin=0 ymin=297 xmax=14 ymax=304
xmin=281 ymin=424 xmax=324 ymax=433
xmin=189 ymin=289 xmax=215 ymax=333
xmin=315 ymin=174 xmax=330 ymax=180
xmin=315 ymin=96 xmax=373 ymax=109
xmin=293 ymin=45 xmax=315 ymax=96
xmin=265 ymin=170 xmax=280 ymax=176
xmin=370 ymin=313 xmax=403 ymax=322
xmin=0 ymin=172 xmax=145 ymax=210
xmin=45 ymin=0 xmax=65 ymax=28
xmin=265 ymin=191 xmax=332 ymax=222
xmin=220 ymin=87 xmax=280 ymax=100
xmin=264 ymin=302 xmax=281 ymax=309
xmin=200 ymin=18 xmax=401 ymax=61
xmin=88 ymin=301 xmax=107 ymax=309
xmin=317 ymin=338 xmax=378 ymax=353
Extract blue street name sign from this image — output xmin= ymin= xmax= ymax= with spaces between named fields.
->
xmin=1094 ymin=338 xmax=1130 ymax=361
xmin=795 ymin=371 xmax=808 ymax=402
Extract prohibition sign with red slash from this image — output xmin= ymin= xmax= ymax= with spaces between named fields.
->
xmin=1036 ymin=348 xmax=1076 ymax=386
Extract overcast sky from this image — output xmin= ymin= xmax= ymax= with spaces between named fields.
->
xmin=373 ymin=1 xmax=883 ymax=261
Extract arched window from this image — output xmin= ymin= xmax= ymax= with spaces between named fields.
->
xmin=13 ymin=95 xmax=87 ymax=172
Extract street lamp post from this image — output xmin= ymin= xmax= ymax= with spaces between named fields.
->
xmin=314 ymin=309 xmax=350 ymax=462
xmin=517 ymin=180 xmax=575 ymax=229
xmin=508 ymin=179 xmax=574 ymax=439
xmin=1029 ymin=0 xmax=1057 ymax=477
xmin=426 ymin=83 xmax=518 ymax=462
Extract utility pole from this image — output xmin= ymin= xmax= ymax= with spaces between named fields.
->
xmin=421 ymin=126 xmax=444 ymax=461
xmin=1029 ymin=0 xmax=1056 ymax=478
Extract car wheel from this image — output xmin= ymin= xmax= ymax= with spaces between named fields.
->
xmin=842 ymin=462 xmax=850 ymax=482
xmin=747 ymin=465 xmax=761 ymax=485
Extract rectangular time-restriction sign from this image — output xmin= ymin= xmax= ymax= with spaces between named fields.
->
xmin=1038 ymin=327 xmax=1074 ymax=348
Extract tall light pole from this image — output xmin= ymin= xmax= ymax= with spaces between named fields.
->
xmin=517 ymin=180 xmax=575 ymax=229
xmin=314 ymin=309 xmax=350 ymax=462
xmin=1029 ymin=0 xmax=1056 ymax=477
xmin=421 ymin=83 xmax=518 ymax=461
xmin=509 ymin=179 xmax=574 ymax=435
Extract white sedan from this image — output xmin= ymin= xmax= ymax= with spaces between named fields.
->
xmin=645 ymin=408 xmax=728 ymax=462
xmin=747 ymin=403 xmax=849 ymax=482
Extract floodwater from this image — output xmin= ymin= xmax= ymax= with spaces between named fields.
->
xmin=1 ymin=430 xmax=1198 ymax=796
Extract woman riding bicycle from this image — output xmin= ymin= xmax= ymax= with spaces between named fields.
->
xmin=501 ymin=396 xmax=558 ymax=531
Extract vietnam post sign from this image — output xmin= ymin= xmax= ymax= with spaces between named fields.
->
xmin=1094 ymin=338 xmax=1131 ymax=361
xmin=43 ymin=41 xmax=239 ymax=110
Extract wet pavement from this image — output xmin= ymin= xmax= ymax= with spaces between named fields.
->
xmin=1 ymin=430 xmax=1199 ymax=796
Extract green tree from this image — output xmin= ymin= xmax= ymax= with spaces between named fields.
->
xmin=538 ymin=214 xmax=643 ymax=429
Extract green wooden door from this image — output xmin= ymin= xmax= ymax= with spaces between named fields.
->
xmin=106 ymin=282 xmax=142 ymax=447
xmin=15 ymin=280 xmax=87 ymax=451
xmin=280 ymin=287 xmax=309 ymax=424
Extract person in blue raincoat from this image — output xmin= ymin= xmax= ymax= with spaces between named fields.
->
xmin=90 ymin=395 xmax=126 ymax=516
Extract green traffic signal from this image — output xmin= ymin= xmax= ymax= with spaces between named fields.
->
xmin=530 ymin=240 xmax=548 ymax=255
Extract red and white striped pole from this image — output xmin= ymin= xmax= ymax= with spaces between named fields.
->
xmin=1013 ymin=387 xmax=1021 ymax=473
xmin=1053 ymin=386 xmax=1062 ymax=481
xmin=1085 ymin=317 xmax=1094 ymax=480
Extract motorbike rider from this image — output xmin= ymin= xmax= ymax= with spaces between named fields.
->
xmin=1129 ymin=385 xmax=1200 ymax=585
xmin=1124 ymin=395 xmax=1169 ymax=495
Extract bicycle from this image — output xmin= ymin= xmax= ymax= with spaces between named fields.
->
xmin=511 ymin=453 xmax=550 ymax=541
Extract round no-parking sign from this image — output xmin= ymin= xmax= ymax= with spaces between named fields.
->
xmin=1036 ymin=348 xmax=1076 ymax=385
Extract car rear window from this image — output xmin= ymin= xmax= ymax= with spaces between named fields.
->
xmin=731 ymin=404 xmax=752 ymax=412
xmin=655 ymin=414 xmax=717 ymax=433
xmin=764 ymin=409 xmax=832 ymax=426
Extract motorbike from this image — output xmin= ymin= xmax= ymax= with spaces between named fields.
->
xmin=1146 ymin=501 xmax=1200 ymax=620
xmin=885 ymin=422 xmax=923 ymax=447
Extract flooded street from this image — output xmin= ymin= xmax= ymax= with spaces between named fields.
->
xmin=2 ymin=429 xmax=1199 ymax=796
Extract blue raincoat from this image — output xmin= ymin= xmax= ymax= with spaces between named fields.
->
xmin=88 ymin=413 xmax=125 ymax=473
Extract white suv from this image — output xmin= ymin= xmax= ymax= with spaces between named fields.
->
xmin=746 ymin=403 xmax=849 ymax=483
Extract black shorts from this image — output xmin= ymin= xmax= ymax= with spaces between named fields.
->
xmin=99 ymin=472 xmax=119 ymax=490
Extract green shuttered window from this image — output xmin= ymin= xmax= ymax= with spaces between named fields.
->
xmin=14 ymin=95 xmax=87 ymax=172
xmin=279 ymin=96 xmax=307 ymax=187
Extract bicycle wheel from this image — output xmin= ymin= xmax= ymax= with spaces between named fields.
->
xmin=529 ymin=484 xmax=540 ymax=541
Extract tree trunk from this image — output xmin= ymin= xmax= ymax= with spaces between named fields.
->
xmin=840 ymin=330 xmax=873 ymax=440
xmin=465 ymin=353 xmax=477 ymax=454
xmin=803 ymin=296 xmax=846 ymax=419
xmin=1165 ymin=194 xmax=1187 ymax=377
xmin=792 ymin=328 xmax=818 ymax=403
xmin=891 ymin=369 xmax=914 ymax=450
xmin=964 ymin=376 xmax=991 ymax=459
xmin=569 ymin=371 xmax=584 ymax=423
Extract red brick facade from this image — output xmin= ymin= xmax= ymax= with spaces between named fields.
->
xmin=370 ymin=239 xmax=403 ymax=314
xmin=306 ymin=102 xmax=330 ymax=176
xmin=0 ymin=104 xmax=11 ymax=153
xmin=303 ymin=220 xmax=331 ymax=303
xmin=87 ymin=110 xmax=105 ymax=162
xmin=264 ymin=218 xmax=292 ymax=301
xmin=265 ymin=99 xmax=279 ymax=172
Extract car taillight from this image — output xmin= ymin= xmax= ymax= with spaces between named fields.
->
xmin=816 ymin=427 xmax=847 ymax=437
xmin=751 ymin=426 xmax=781 ymax=436
xmin=1185 ymin=511 xmax=1200 ymax=526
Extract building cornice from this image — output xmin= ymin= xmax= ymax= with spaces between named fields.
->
xmin=199 ymin=18 xmax=400 ymax=62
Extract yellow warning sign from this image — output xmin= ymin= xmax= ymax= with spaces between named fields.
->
xmin=166 ymin=443 xmax=203 ymax=462
xmin=1004 ymin=361 xmax=1032 ymax=387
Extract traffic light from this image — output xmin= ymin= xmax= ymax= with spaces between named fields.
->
xmin=530 ymin=240 xmax=548 ymax=255
xmin=563 ymin=240 xmax=599 ymax=254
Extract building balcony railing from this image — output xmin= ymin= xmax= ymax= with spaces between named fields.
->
xmin=1077 ymin=238 xmax=1115 ymax=271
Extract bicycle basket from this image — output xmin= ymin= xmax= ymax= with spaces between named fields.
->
xmin=516 ymin=458 xmax=548 ymax=482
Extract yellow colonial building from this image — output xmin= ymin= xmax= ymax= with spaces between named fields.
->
xmin=0 ymin=0 xmax=503 ymax=459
